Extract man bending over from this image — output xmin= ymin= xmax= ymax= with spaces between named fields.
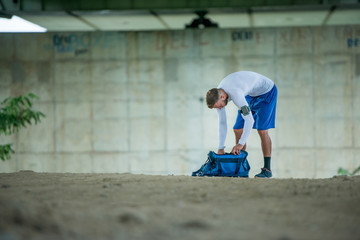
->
xmin=206 ymin=71 xmax=278 ymax=178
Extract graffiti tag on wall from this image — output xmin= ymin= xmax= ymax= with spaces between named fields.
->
xmin=347 ymin=38 xmax=359 ymax=47
xmin=52 ymin=32 xmax=126 ymax=56
xmin=155 ymin=31 xmax=209 ymax=51
xmin=53 ymin=33 xmax=91 ymax=54
xmin=232 ymin=31 xmax=253 ymax=41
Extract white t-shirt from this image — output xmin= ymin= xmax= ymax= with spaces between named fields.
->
xmin=217 ymin=71 xmax=274 ymax=149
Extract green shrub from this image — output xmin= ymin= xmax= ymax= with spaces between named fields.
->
xmin=0 ymin=93 xmax=45 ymax=161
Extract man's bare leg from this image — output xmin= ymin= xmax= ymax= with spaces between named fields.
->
xmin=257 ymin=130 xmax=271 ymax=157
xmin=257 ymin=130 xmax=272 ymax=175
xmin=235 ymin=129 xmax=272 ymax=177
xmin=234 ymin=129 xmax=246 ymax=151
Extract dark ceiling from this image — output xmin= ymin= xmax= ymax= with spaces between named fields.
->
xmin=1 ymin=0 xmax=359 ymax=12
xmin=1 ymin=0 xmax=359 ymax=31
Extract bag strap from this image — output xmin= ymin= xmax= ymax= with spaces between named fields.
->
xmin=227 ymin=152 xmax=244 ymax=174
xmin=242 ymin=158 xmax=250 ymax=171
xmin=235 ymin=159 xmax=241 ymax=174
xmin=217 ymin=161 xmax=222 ymax=175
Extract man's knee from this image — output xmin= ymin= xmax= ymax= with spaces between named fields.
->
xmin=257 ymin=129 xmax=269 ymax=137
xmin=234 ymin=129 xmax=243 ymax=139
xmin=234 ymin=128 xmax=243 ymax=135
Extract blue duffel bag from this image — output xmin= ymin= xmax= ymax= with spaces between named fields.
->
xmin=192 ymin=151 xmax=250 ymax=178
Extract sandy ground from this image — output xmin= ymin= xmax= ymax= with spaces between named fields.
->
xmin=0 ymin=171 xmax=359 ymax=240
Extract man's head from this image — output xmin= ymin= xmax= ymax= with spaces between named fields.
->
xmin=206 ymin=88 xmax=228 ymax=109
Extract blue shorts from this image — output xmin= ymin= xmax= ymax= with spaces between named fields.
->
xmin=233 ymin=85 xmax=277 ymax=130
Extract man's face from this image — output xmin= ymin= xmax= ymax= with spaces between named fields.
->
xmin=213 ymin=98 xmax=228 ymax=110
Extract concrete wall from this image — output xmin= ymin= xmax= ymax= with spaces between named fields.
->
xmin=0 ymin=26 xmax=359 ymax=178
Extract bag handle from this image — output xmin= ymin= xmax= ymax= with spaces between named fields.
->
xmin=227 ymin=152 xmax=245 ymax=175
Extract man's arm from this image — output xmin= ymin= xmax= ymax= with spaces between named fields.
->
xmin=217 ymin=108 xmax=227 ymax=154
xmin=238 ymin=110 xmax=254 ymax=146
xmin=231 ymin=112 xmax=254 ymax=155
xmin=231 ymin=95 xmax=255 ymax=153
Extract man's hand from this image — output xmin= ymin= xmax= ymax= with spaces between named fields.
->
xmin=217 ymin=149 xmax=225 ymax=155
xmin=231 ymin=144 xmax=244 ymax=155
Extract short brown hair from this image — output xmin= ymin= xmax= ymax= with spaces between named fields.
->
xmin=206 ymin=88 xmax=220 ymax=108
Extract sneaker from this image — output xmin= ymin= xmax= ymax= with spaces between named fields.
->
xmin=255 ymin=168 xmax=272 ymax=178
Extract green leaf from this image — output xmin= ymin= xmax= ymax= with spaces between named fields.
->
xmin=24 ymin=97 xmax=32 ymax=107
xmin=0 ymin=144 xmax=14 ymax=161
xmin=22 ymin=110 xmax=28 ymax=118
xmin=1 ymin=97 xmax=10 ymax=105
xmin=351 ymin=166 xmax=360 ymax=176
xmin=28 ymin=93 xmax=39 ymax=100
xmin=337 ymin=168 xmax=349 ymax=176
xmin=12 ymin=106 xmax=20 ymax=115
xmin=19 ymin=96 xmax=26 ymax=106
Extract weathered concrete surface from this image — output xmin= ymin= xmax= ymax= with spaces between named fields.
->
xmin=0 ymin=26 xmax=359 ymax=177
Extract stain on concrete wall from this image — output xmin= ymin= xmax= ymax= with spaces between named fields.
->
xmin=12 ymin=61 xmax=24 ymax=84
xmin=37 ymin=61 xmax=51 ymax=83
xmin=356 ymin=54 xmax=360 ymax=76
